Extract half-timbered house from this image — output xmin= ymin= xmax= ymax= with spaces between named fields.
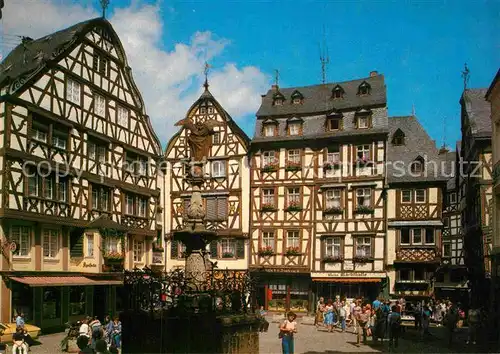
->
xmin=163 ymin=84 xmax=251 ymax=272
xmin=250 ymin=72 xmax=388 ymax=312
xmin=0 ymin=18 xmax=162 ymax=331
xmin=386 ymin=116 xmax=448 ymax=303
xmin=459 ymin=88 xmax=493 ymax=307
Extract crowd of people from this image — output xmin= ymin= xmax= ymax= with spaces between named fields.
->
xmin=76 ymin=315 xmax=122 ymax=354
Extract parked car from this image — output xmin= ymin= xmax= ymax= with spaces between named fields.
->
xmin=0 ymin=323 xmax=41 ymax=343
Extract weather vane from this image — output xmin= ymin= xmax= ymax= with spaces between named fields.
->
xmin=203 ymin=62 xmax=211 ymax=89
xmin=319 ymin=25 xmax=329 ymax=84
xmin=100 ymin=0 xmax=110 ymax=19
xmin=461 ymin=63 xmax=470 ymax=90
xmin=274 ymin=69 xmax=279 ymax=87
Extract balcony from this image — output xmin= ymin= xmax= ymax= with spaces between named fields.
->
xmin=396 ymin=246 xmax=440 ymax=263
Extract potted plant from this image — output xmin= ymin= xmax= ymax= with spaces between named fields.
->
xmin=285 ymin=246 xmax=301 ymax=256
xmin=260 ymin=203 xmax=277 ymax=212
xmin=285 ymin=160 xmax=302 ymax=172
xmin=323 ymin=206 xmax=343 ymax=215
xmin=261 ymin=161 xmax=279 ymax=173
xmin=322 ymin=255 xmax=344 ymax=263
xmin=285 ymin=201 xmax=302 ymax=212
xmin=354 ymin=205 xmax=375 ymax=214
xmin=222 ymin=252 xmax=234 ymax=259
xmin=258 ymin=246 xmax=274 ymax=256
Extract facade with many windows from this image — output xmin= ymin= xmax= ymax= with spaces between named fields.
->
xmin=0 ymin=19 xmax=162 ymax=330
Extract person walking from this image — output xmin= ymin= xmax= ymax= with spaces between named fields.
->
xmin=89 ymin=316 xmax=103 ymax=349
xmin=444 ymin=302 xmax=459 ymax=348
xmin=466 ymin=307 xmax=480 ymax=345
xmin=315 ymin=297 xmax=325 ymax=329
xmin=324 ymin=299 xmax=335 ymax=333
xmin=110 ymin=316 xmax=122 ymax=349
xmin=421 ymin=304 xmax=431 ymax=338
xmin=356 ymin=304 xmax=370 ymax=346
xmin=280 ymin=311 xmax=298 ymax=354
xmin=388 ymin=305 xmax=402 ymax=348
xmin=339 ymin=301 xmax=347 ymax=332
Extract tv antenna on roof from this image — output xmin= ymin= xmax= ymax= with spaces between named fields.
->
xmin=319 ymin=26 xmax=329 ymax=84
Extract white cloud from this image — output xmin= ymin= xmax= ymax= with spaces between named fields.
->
xmin=1 ymin=0 xmax=269 ymax=145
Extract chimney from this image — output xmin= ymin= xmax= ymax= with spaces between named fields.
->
xmin=370 ymin=71 xmax=378 ymax=77
xmin=261 ymin=94 xmax=266 ymax=103
xmin=271 ymin=84 xmax=279 ymax=92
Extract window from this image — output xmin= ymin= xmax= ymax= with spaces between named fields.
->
xmin=415 ymin=189 xmax=426 ymax=203
xmin=287 ymin=149 xmax=300 ymax=164
xmin=42 ymin=287 xmax=61 ymax=320
xmin=287 ymin=187 xmax=300 ymax=204
xmin=43 ymin=177 xmax=53 ymax=199
xmin=358 ymin=82 xmax=370 ymax=95
xmin=262 ymin=151 xmax=276 ymax=166
xmin=66 ymin=78 xmax=81 ymax=105
xmin=411 ymin=159 xmax=424 ymax=174
xmin=200 ymin=107 xmax=206 ymax=114
xmin=206 ymin=197 xmax=228 ymax=221
xmin=449 ymin=193 xmax=457 ymax=204
xmin=213 ymin=132 xmax=220 ymax=144
xmin=125 ymin=153 xmax=148 ymax=176
xmin=288 ymin=123 xmax=300 ymax=136
xmin=399 ymin=269 xmax=411 ymax=281
xmin=425 ymin=228 xmax=435 ymax=244
xmin=292 ymin=97 xmax=301 ymax=104
xmin=220 ymin=238 xmax=236 ymax=257
xmin=332 ymin=86 xmax=344 ymax=99
xmin=328 ymin=118 xmax=341 ymax=131
xmin=262 ymin=189 xmax=275 ymax=206
xmin=274 ymin=98 xmax=283 ymax=106
xmin=92 ymin=54 xmax=99 ymax=71
xmin=52 ymin=133 xmax=67 ymax=150
xmin=325 ymin=189 xmax=341 ymax=209
xmin=443 ymin=244 xmax=451 ymax=257
xmin=69 ymin=287 xmax=86 ymax=316
xmin=443 ymin=217 xmax=450 ymax=227
xmin=356 ymin=188 xmax=372 ymax=207
xmin=287 ymin=231 xmax=300 ymax=248
xmin=117 ymin=105 xmax=128 ymax=127
xmin=11 ymin=226 xmax=31 ymax=257
xmin=178 ymin=242 xmax=187 ymax=258
xmin=357 ymin=116 xmax=369 ymax=129
xmin=28 ymin=174 xmax=39 ymax=197
xmin=325 ymin=237 xmax=341 ymax=257
xmin=92 ymin=185 xmax=110 ymax=211
xmin=99 ymin=57 xmax=108 ymax=76
xmin=327 ymin=148 xmax=340 ymax=163
xmin=57 ymin=179 xmax=67 ymax=202
xmin=86 ymin=234 xmax=94 ymax=257
xmin=125 ymin=194 xmax=135 ymax=215
xmin=401 ymin=229 xmax=410 ymax=244
xmin=208 ymin=107 xmax=214 ymax=114
xmin=88 ymin=141 xmax=107 ymax=163
xmin=412 ymin=229 xmax=422 ymax=244
xmin=355 ymin=237 xmax=372 ymax=257
xmin=31 ymin=123 xmax=48 ymax=143
xmin=414 ymin=268 xmax=425 ymax=281
xmin=43 ymin=229 xmax=59 ymax=258
xmin=264 ymin=124 xmax=275 ymax=137
xmin=105 ymin=237 xmax=119 ymax=253
xmin=402 ymin=190 xmax=412 ymax=203
xmin=133 ymin=239 xmax=144 ymax=263
xmin=392 ymin=132 xmax=405 ymax=145
xmin=356 ymin=145 xmax=370 ymax=161
xmin=212 ymin=160 xmax=226 ymax=177
xmin=138 ymin=198 xmax=148 ymax=218
xmin=94 ymin=94 xmax=106 ymax=117
xmin=262 ymin=231 xmax=275 ymax=250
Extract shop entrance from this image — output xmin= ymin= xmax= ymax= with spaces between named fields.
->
xmin=93 ymin=286 xmax=107 ymax=319
xmin=314 ymin=281 xmax=380 ymax=302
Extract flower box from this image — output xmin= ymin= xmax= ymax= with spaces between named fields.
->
xmin=261 ymin=163 xmax=279 ymax=173
xmin=322 ymin=256 xmax=344 ymax=263
xmin=258 ymin=247 xmax=274 ymax=256
xmin=323 ymin=207 xmax=343 ymax=215
xmin=260 ymin=204 xmax=277 ymax=212
xmin=222 ymin=252 xmax=234 ymax=259
xmin=285 ymin=161 xmax=302 ymax=172
xmin=352 ymin=256 xmax=372 ymax=263
xmin=285 ymin=247 xmax=301 ymax=256
xmin=152 ymin=244 xmax=164 ymax=252
xmin=323 ymin=161 xmax=340 ymax=170
xmin=285 ymin=201 xmax=302 ymax=212
xmin=354 ymin=205 xmax=375 ymax=214
xmin=103 ymin=252 xmax=125 ymax=262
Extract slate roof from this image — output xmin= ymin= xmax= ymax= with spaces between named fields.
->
xmin=0 ymin=18 xmax=100 ymax=90
xmin=387 ymin=116 xmax=450 ymax=184
xmin=256 ymin=74 xmax=386 ymax=117
xmin=461 ymin=88 xmax=491 ymax=138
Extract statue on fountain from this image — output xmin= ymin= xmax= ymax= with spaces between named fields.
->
xmin=174 ymin=118 xmax=224 ymax=162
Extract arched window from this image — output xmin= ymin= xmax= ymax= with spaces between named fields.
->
xmin=392 ymin=129 xmax=405 ymax=145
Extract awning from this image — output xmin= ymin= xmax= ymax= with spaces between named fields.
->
xmin=9 ymin=276 xmax=122 ymax=287
xmin=312 ymin=278 xmax=382 ymax=283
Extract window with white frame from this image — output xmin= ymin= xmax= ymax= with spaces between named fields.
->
xmin=11 ymin=226 xmax=31 ymax=257
xmin=213 ymin=132 xmax=221 ymax=144
xmin=328 ymin=118 xmax=341 ymax=131
xmin=92 ymin=185 xmax=109 ymax=211
xmin=287 ymin=231 xmax=300 ymax=248
xmin=126 ymin=194 xmax=135 ymax=215
xmin=138 ymin=158 xmax=148 ymax=176
xmin=262 ymin=189 xmax=275 ymax=206
xmin=355 ymin=237 xmax=372 ymax=257
xmin=133 ymin=239 xmax=144 ymax=262
xmin=43 ymin=229 xmax=59 ymax=258
xmin=262 ymin=231 xmax=275 ymax=250
xmin=325 ymin=189 xmax=341 ymax=208
xmin=415 ymin=189 xmax=426 ymax=203
xmin=66 ymin=78 xmax=81 ymax=105
xmin=138 ymin=198 xmax=148 ymax=217
xmin=288 ymin=123 xmax=300 ymax=136
xmin=57 ymin=179 xmax=67 ymax=203
xmin=402 ymin=189 xmax=412 ymax=203
xmin=356 ymin=145 xmax=370 ymax=160
xmin=264 ymin=125 xmax=275 ymax=137
xmin=356 ymin=188 xmax=372 ymax=207
xmin=287 ymin=187 xmax=300 ymax=204
xmin=220 ymin=238 xmax=236 ymax=257
xmin=52 ymin=133 xmax=67 ymax=150
xmin=94 ymin=94 xmax=106 ymax=117
xmin=28 ymin=174 xmax=39 ymax=197
xmin=262 ymin=151 xmax=276 ymax=166
xmin=357 ymin=116 xmax=369 ymax=129
xmin=287 ymin=149 xmax=300 ymax=164
xmin=86 ymin=234 xmax=94 ymax=257
xmin=212 ymin=160 xmax=226 ymax=177
xmin=88 ymin=141 xmax=107 ymax=163
xmin=412 ymin=229 xmax=422 ymax=244
xmin=43 ymin=177 xmax=53 ymax=199
xmin=327 ymin=148 xmax=340 ymax=163
xmin=325 ymin=237 xmax=341 ymax=257
xmin=31 ymin=123 xmax=48 ymax=143
xmin=117 ymin=105 xmax=128 ymax=127
xmin=105 ymin=237 xmax=119 ymax=253
xmin=402 ymin=228 xmax=437 ymax=246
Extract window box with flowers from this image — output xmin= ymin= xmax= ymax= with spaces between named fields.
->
xmin=222 ymin=252 xmax=234 ymax=259
xmin=322 ymin=255 xmax=344 ymax=263
xmin=260 ymin=203 xmax=277 ymax=212
xmin=285 ymin=246 xmax=301 ymax=256
xmin=285 ymin=161 xmax=302 ymax=172
xmin=258 ymin=246 xmax=275 ymax=256
xmin=103 ymin=251 xmax=125 ymax=262
xmin=285 ymin=201 xmax=302 ymax=212
xmin=352 ymin=255 xmax=373 ymax=263
xmin=261 ymin=162 xmax=279 ymax=173
xmin=354 ymin=205 xmax=375 ymax=214
xmin=323 ymin=161 xmax=341 ymax=171
xmin=323 ymin=207 xmax=344 ymax=215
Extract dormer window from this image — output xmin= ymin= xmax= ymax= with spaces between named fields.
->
xmin=358 ymin=116 xmax=369 ymax=129
xmin=410 ymin=156 xmax=425 ymax=174
xmin=327 ymin=118 xmax=342 ymax=131
xmin=262 ymin=119 xmax=278 ymax=137
xmin=286 ymin=117 xmax=303 ymax=136
xmin=358 ymin=81 xmax=371 ymax=96
xmin=290 ymin=90 xmax=303 ymax=104
xmin=273 ymin=92 xmax=285 ymax=106
xmin=274 ymin=99 xmax=283 ymax=106
xmin=332 ymin=85 xmax=344 ymax=99
xmin=392 ymin=129 xmax=405 ymax=145
xmin=355 ymin=109 xmax=371 ymax=129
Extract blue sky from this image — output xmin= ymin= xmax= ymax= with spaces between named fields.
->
xmin=4 ymin=0 xmax=499 ymax=147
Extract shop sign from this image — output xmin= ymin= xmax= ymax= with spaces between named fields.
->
xmin=83 ymin=262 xmax=96 ymax=268
xmin=327 ymin=272 xmax=368 ymax=277
xmin=315 ymin=272 xmax=385 ymax=278
xmin=259 ymin=267 xmax=308 ymax=273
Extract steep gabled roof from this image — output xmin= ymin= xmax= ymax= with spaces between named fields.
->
xmin=461 ymin=88 xmax=491 ymax=138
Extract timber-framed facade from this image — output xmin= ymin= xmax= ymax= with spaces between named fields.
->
xmin=163 ymin=84 xmax=251 ymax=272
xmin=0 ymin=18 xmax=162 ymax=331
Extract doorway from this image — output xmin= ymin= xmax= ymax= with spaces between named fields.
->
xmin=93 ymin=286 xmax=108 ymax=320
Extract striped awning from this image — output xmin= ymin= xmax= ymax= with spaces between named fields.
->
xmin=9 ymin=276 xmax=122 ymax=287
xmin=312 ymin=278 xmax=382 ymax=283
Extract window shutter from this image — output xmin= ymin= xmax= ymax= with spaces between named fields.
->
xmin=217 ymin=198 xmax=228 ymax=219
xmin=206 ymin=198 xmax=217 ymax=221
xmin=236 ymin=239 xmax=245 ymax=259
xmin=171 ymin=240 xmax=178 ymax=259
xmin=210 ymin=240 xmax=218 ymax=258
